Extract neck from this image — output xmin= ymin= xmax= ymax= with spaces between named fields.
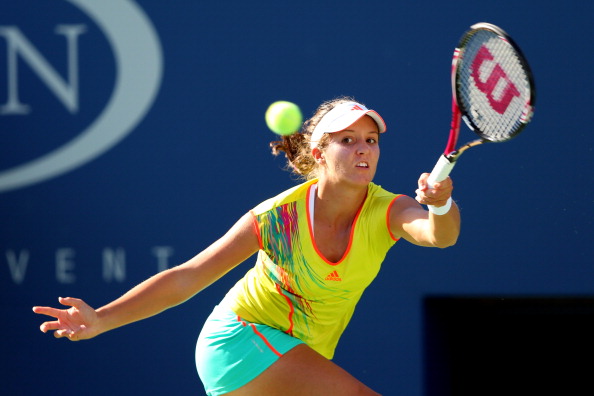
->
xmin=314 ymin=179 xmax=368 ymax=225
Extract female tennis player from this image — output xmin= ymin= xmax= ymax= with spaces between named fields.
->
xmin=34 ymin=97 xmax=460 ymax=395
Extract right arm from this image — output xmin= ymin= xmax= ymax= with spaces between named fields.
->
xmin=33 ymin=212 xmax=259 ymax=341
xmin=389 ymin=174 xmax=460 ymax=248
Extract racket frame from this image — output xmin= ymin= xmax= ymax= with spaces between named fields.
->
xmin=456 ymin=23 xmax=536 ymax=144
xmin=427 ymin=22 xmax=535 ymax=188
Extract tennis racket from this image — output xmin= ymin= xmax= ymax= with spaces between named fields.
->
xmin=427 ymin=22 xmax=536 ymax=188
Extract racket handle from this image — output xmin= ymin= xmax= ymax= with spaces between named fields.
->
xmin=427 ymin=155 xmax=456 ymax=188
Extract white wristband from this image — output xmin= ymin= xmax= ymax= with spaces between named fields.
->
xmin=428 ymin=197 xmax=452 ymax=215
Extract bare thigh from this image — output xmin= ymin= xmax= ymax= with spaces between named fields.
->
xmin=226 ymin=344 xmax=381 ymax=396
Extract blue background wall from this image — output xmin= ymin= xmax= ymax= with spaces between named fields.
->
xmin=2 ymin=1 xmax=593 ymax=394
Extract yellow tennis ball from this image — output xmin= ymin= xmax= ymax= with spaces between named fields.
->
xmin=265 ymin=101 xmax=302 ymax=136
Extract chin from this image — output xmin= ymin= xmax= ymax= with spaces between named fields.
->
xmin=347 ymin=175 xmax=375 ymax=187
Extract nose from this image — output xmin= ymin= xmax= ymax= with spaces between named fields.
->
xmin=356 ymin=140 xmax=369 ymax=155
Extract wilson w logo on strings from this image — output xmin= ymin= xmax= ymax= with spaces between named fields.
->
xmin=471 ymin=45 xmax=520 ymax=114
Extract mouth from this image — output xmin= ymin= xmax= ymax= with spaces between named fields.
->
xmin=356 ymin=161 xmax=369 ymax=168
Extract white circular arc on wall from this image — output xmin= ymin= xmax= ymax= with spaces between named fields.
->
xmin=0 ymin=0 xmax=163 ymax=193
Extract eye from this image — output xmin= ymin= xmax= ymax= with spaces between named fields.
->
xmin=367 ymin=137 xmax=378 ymax=144
xmin=341 ymin=137 xmax=354 ymax=144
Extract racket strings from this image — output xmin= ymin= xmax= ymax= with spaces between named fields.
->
xmin=457 ymin=30 xmax=533 ymax=142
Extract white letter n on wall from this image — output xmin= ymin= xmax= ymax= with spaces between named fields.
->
xmin=0 ymin=24 xmax=87 ymax=115
xmin=103 ymin=247 xmax=126 ymax=282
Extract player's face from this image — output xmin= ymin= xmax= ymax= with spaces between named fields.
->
xmin=319 ymin=115 xmax=380 ymax=187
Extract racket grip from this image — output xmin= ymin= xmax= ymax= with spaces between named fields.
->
xmin=427 ymin=155 xmax=456 ymax=188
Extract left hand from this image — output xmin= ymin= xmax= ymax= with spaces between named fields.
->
xmin=415 ymin=173 xmax=453 ymax=207
xmin=33 ymin=297 xmax=100 ymax=341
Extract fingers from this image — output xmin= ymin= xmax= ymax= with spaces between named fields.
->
xmin=32 ymin=297 xmax=85 ymax=317
xmin=36 ymin=316 xmax=82 ymax=340
xmin=33 ymin=297 xmax=86 ymax=339
xmin=416 ymin=175 xmax=454 ymax=206
xmin=32 ymin=305 xmax=63 ymax=319
xmin=38 ymin=319 xmax=71 ymax=336
xmin=33 ymin=296 xmax=96 ymax=341
xmin=54 ymin=325 xmax=87 ymax=341
xmin=58 ymin=296 xmax=84 ymax=309
xmin=54 ymin=329 xmax=74 ymax=339
xmin=38 ymin=320 xmax=84 ymax=341
xmin=33 ymin=306 xmax=67 ymax=334
xmin=417 ymin=173 xmax=430 ymax=190
xmin=39 ymin=320 xmax=61 ymax=333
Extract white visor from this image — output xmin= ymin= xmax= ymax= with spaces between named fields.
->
xmin=310 ymin=102 xmax=387 ymax=148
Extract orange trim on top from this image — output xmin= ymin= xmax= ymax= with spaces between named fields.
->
xmin=305 ymin=182 xmax=316 ymax=247
xmin=275 ymin=283 xmax=295 ymax=336
xmin=249 ymin=210 xmax=263 ymax=250
xmin=306 ymin=183 xmax=366 ymax=266
xmin=386 ymin=194 xmax=404 ymax=241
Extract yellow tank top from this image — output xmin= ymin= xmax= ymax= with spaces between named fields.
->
xmin=221 ymin=179 xmax=401 ymax=359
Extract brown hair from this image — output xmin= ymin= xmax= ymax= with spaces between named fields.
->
xmin=270 ymin=96 xmax=356 ymax=180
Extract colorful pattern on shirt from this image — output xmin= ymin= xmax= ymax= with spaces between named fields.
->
xmin=221 ymin=179 xmax=401 ymax=359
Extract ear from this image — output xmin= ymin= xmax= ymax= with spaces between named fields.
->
xmin=311 ymin=147 xmax=325 ymax=164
